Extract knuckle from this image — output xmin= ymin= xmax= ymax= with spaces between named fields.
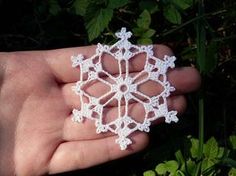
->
xmin=153 ymin=44 xmax=173 ymax=59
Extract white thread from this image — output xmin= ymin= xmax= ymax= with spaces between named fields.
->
xmin=71 ymin=27 xmax=178 ymax=150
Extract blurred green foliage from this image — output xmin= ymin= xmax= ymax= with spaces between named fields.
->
xmin=145 ymin=135 xmax=236 ymax=176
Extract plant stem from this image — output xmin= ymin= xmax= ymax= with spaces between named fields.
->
xmin=196 ymin=0 xmax=206 ymax=162
xmin=198 ymin=90 xmax=204 ymax=159
xmin=194 ymin=2 xmax=206 ymax=175
xmin=158 ymin=9 xmax=226 ymax=37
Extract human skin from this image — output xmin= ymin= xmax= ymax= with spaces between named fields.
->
xmin=0 ymin=45 xmax=201 ymax=176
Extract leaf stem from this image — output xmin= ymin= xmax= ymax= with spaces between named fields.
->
xmin=158 ymin=9 xmax=226 ymax=37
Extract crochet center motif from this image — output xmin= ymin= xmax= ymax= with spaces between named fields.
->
xmin=71 ymin=27 xmax=178 ymax=150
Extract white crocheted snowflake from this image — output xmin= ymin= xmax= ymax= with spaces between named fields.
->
xmin=71 ymin=27 xmax=178 ymax=150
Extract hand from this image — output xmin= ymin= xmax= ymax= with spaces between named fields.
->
xmin=0 ymin=45 xmax=200 ymax=175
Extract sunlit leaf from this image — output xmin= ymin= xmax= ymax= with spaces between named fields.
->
xmin=190 ymin=138 xmax=199 ymax=158
xmin=228 ymin=168 xmax=236 ymax=176
xmin=155 ymin=163 xmax=167 ymax=175
xmin=203 ymin=137 xmax=219 ymax=158
xmin=143 ymin=170 xmax=156 ymax=176
xmin=165 ymin=160 xmax=179 ymax=173
xmin=229 ymin=135 xmax=236 ymax=150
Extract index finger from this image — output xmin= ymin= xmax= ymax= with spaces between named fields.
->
xmin=45 ymin=45 xmax=173 ymax=83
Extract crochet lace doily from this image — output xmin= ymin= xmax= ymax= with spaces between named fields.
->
xmin=71 ymin=27 xmax=178 ymax=150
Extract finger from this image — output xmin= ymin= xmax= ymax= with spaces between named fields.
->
xmin=48 ymin=132 xmax=149 ymax=174
xmin=62 ymin=67 xmax=199 ymax=108
xmin=168 ymin=67 xmax=201 ymax=94
xmin=45 ymin=45 xmax=173 ymax=83
xmin=62 ymin=95 xmax=186 ymax=141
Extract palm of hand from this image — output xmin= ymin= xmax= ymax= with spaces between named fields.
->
xmin=2 ymin=51 xmax=149 ymax=175
xmin=2 ymin=56 xmax=66 ymax=175
xmin=14 ymin=58 xmax=69 ymax=175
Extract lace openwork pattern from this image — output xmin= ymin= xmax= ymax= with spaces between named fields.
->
xmin=71 ymin=27 xmax=178 ymax=150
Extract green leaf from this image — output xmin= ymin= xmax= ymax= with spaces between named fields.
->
xmin=190 ymin=138 xmax=199 ymax=158
xmin=139 ymin=0 xmax=159 ymax=14
xmin=142 ymin=29 xmax=156 ymax=38
xmin=217 ymin=147 xmax=225 ymax=159
xmin=176 ymin=170 xmax=185 ymax=176
xmin=108 ymin=0 xmax=129 ymax=9
xmin=133 ymin=27 xmax=144 ymax=36
xmin=228 ymin=168 xmax=236 ymax=176
xmin=163 ymin=5 xmax=181 ymax=24
xmin=229 ymin=135 xmax=236 ymax=150
xmin=143 ymin=170 xmax=156 ymax=176
xmin=203 ymin=137 xmax=219 ymax=158
xmin=155 ymin=163 xmax=167 ymax=175
xmin=137 ymin=10 xmax=151 ymax=29
xmin=165 ymin=160 xmax=179 ymax=173
xmin=201 ymin=158 xmax=216 ymax=174
xmin=138 ymin=38 xmax=152 ymax=44
xmin=133 ymin=28 xmax=155 ymax=38
xmin=85 ymin=8 xmax=113 ymax=41
xmin=73 ymin=0 xmax=89 ymax=16
xmin=49 ymin=0 xmax=61 ymax=16
xmin=186 ymin=159 xmax=197 ymax=175
xmin=175 ymin=150 xmax=185 ymax=166
xmin=172 ymin=0 xmax=193 ymax=10
xmin=222 ymin=158 xmax=236 ymax=168
xmin=217 ymin=147 xmax=229 ymax=159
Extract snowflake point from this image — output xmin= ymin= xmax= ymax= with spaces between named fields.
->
xmin=115 ymin=27 xmax=132 ymax=40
